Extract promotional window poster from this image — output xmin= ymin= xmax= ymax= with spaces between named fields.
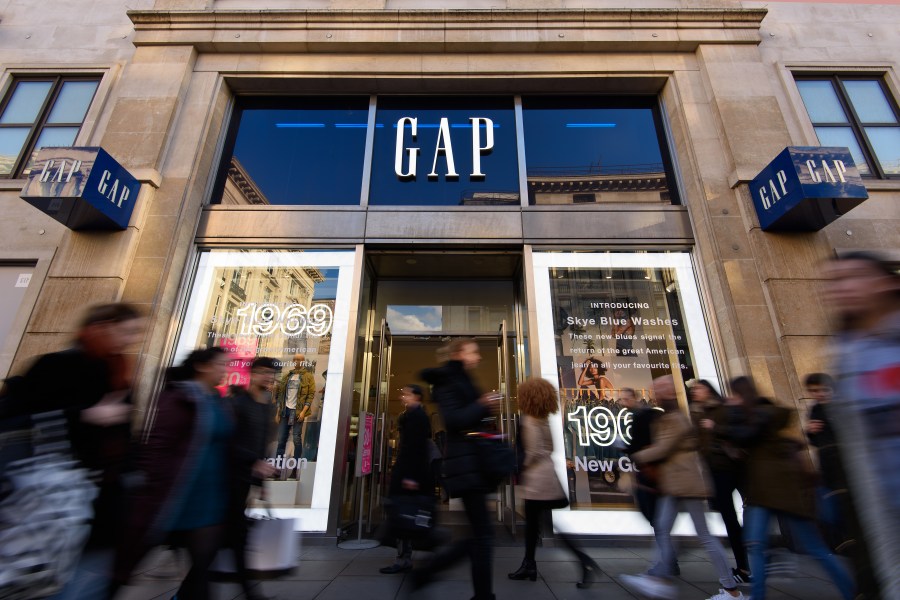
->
xmin=550 ymin=267 xmax=697 ymax=508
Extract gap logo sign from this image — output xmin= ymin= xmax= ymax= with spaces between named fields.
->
xmin=749 ymin=146 xmax=868 ymax=232
xmin=20 ymin=147 xmax=141 ymax=231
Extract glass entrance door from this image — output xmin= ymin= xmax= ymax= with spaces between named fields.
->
xmin=366 ymin=318 xmax=393 ymax=534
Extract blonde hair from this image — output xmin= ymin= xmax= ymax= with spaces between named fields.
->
xmin=448 ymin=337 xmax=477 ymax=357
xmin=518 ymin=378 xmax=559 ymax=419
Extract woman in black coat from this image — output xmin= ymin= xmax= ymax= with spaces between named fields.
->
xmin=380 ymin=384 xmax=433 ymax=574
xmin=412 ymin=338 xmax=500 ymax=600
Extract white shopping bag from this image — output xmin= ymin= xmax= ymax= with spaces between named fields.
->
xmin=212 ymin=514 xmax=300 ymax=574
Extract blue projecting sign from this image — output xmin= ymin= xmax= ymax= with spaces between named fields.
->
xmin=20 ymin=147 xmax=141 ymax=231
xmin=750 ymin=146 xmax=868 ymax=232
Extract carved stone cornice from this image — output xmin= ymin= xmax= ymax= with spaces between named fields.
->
xmin=128 ymin=8 xmax=766 ymax=52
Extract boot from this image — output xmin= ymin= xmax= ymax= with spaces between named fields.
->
xmin=507 ymin=559 xmax=537 ymax=581
xmin=576 ymin=555 xmax=601 ymax=588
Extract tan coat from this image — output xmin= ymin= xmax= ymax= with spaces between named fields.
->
xmin=519 ymin=414 xmax=566 ymax=501
xmin=632 ymin=411 xmax=711 ymax=499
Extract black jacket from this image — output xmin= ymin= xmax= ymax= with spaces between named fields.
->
xmin=807 ymin=402 xmax=846 ymax=490
xmin=389 ymin=404 xmax=433 ymax=496
xmin=421 ymin=360 xmax=489 ymax=496
xmin=229 ymin=388 xmax=274 ymax=487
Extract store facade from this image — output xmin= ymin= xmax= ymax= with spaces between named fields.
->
xmin=2 ymin=1 xmax=899 ymax=538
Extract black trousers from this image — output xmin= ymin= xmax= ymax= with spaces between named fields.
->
xmin=523 ymin=499 xmax=590 ymax=566
xmin=709 ymin=469 xmax=749 ymax=573
xmin=421 ymin=491 xmax=494 ymax=600
xmin=227 ymin=483 xmax=256 ymax=595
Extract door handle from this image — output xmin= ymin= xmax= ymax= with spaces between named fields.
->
xmin=375 ymin=413 xmax=386 ymax=472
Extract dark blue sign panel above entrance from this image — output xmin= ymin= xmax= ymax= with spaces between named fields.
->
xmin=20 ymin=147 xmax=141 ymax=231
xmin=369 ymin=97 xmax=520 ymax=206
xmin=750 ymin=146 xmax=868 ymax=232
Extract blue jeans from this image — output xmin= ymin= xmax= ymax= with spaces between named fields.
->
xmin=275 ymin=407 xmax=302 ymax=459
xmin=744 ymin=505 xmax=855 ymax=600
xmin=48 ymin=549 xmax=113 ymax=600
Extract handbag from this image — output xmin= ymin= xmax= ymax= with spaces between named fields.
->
xmin=386 ymin=494 xmax=436 ymax=541
xmin=469 ymin=432 xmax=516 ymax=487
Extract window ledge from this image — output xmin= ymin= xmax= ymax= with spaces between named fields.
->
xmin=863 ymin=180 xmax=900 ymax=192
xmin=0 ymin=178 xmax=27 ymax=192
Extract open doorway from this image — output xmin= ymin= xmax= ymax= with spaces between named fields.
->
xmin=339 ymin=250 xmax=527 ymax=542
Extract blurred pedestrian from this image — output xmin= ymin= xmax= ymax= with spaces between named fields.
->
xmin=690 ymin=379 xmax=751 ymax=584
xmin=507 ymin=377 xmax=600 ymax=588
xmin=111 ymin=347 xmax=233 ymax=600
xmin=274 ymin=354 xmax=314 ymax=474
xmin=227 ymin=357 xmax=279 ymax=600
xmin=802 ymin=372 xmax=847 ymax=551
xmin=2 ymin=303 xmax=144 ymax=600
xmin=621 ymin=375 xmax=746 ymax=600
xmin=725 ymin=376 xmax=854 ymax=600
xmin=620 ymin=387 xmax=680 ymax=575
xmin=379 ymin=384 xmax=433 ymax=575
xmin=413 ymin=338 xmax=499 ymax=600
xmin=822 ymin=251 xmax=900 ymax=597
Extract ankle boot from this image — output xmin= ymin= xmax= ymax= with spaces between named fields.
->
xmin=576 ymin=555 xmax=600 ymax=588
xmin=508 ymin=559 xmax=537 ymax=581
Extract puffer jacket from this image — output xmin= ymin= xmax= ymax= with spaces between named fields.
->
xmin=632 ymin=410 xmax=711 ymax=499
xmin=421 ymin=360 xmax=490 ymax=497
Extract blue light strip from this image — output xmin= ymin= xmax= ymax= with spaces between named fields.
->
xmin=275 ymin=123 xmax=325 ymax=128
xmin=566 ymin=123 xmax=616 ymax=128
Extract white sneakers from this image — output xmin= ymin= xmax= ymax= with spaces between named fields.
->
xmin=706 ymin=590 xmax=748 ymax=600
xmin=620 ymin=575 xmax=748 ymax=600
xmin=619 ymin=574 xmax=677 ymax=599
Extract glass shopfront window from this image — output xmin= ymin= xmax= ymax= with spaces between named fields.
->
xmin=213 ymin=98 xmax=370 ymax=205
xmin=369 ymin=96 xmax=520 ymax=206
xmin=174 ymin=249 xmax=357 ymax=530
xmin=522 ymin=98 xmax=678 ymax=205
xmin=532 ymin=252 xmax=718 ymax=535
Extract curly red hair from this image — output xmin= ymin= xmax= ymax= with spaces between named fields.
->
xmin=518 ymin=377 xmax=560 ymax=419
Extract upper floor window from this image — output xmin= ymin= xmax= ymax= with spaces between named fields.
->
xmin=0 ymin=76 xmax=100 ymax=178
xmin=521 ymin=97 xmax=679 ymax=205
xmin=796 ymin=76 xmax=900 ymax=178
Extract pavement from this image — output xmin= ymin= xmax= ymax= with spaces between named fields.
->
xmin=116 ymin=535 xmax=848 ymax=600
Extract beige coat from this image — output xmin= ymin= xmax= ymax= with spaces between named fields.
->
xmin=632 ymin=411 xmax=712 ymax=499
xmin=519 ymin=414 xmax=566 ymax=501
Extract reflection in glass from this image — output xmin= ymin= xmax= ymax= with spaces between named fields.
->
xmin=866 ymin=127 xmax=900 ymax=175
xmin=549 ymin=266 xmax=695 ymax=509
xmin=46 ymin=81 xmax=99 ymax=124
xmin=218 ymin=99 xmax=370 ymax=205
xmin=369 ymin=96 xmax=519 ymax=206
xmin=797 ymin=80 xmax=848 ymax=124
xmin=386 ymin=305 xmax=443 ymax=333
xmin=843 ymin=80 xmax=897 ymax=124
xmin=522 ymin=98 xmax=675 ymax=205
xmin=815 ymin=127 xmax=871 ymax=176
xmin=23 ymin=126 xmax=80 ymax=175
xmin=0 ymin=128 xmax=30 ymax=175
xmin=0 ymin=81 xmax=52 ymax=124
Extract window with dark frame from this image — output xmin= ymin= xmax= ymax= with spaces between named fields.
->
xmin=0 ymin=76 xmax=100 ymax=178
xmin=796 ymin=76 xmax=900 ymax=179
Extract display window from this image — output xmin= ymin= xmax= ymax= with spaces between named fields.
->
xmin=174 ymin=249 xmax=357 ymax=530
xmin=532 ymin=251 xmax=719 ymax=535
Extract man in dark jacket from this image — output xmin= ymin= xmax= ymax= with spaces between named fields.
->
xmin=621 ymin=387 xmax=663 ymax=524
xmin=227 ymin=357 xmax=279 ymax=600
xmin=380 ymin=384 xmax=432 ymax=574
xmin=413 ymin=338 xmax=500 ymax=600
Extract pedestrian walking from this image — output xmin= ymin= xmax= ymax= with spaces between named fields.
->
xmin=507 ymin=377 xmax=600 ymax=588
xmin=226 ymin=357 xmax=279 ymax=600
xmin=724 ymin=376 xmax=855 ymax=600
xmin=379 ymin=384 xmax=433 ymax=575
xmin=689 ymin=379 xmax=752 ymax=584
xmin=110 ymin=347 xmax=233 ymax=600
xmin=621 ymin=375 xmax=746 ymax=600
xmin=412 ymin=338 xmax=500 ymax=600
xmin=822 ymin=251 xmax=900 ymax=598
xmin=2 ymin=303 xmax=144 ymax=600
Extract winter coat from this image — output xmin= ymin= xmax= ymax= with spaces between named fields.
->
xmin=806 ymin=402 xmax=846 ymax=491
xmin=691 ymin=400 xmax=746 ymax=474
xmin=519 ymin=414 xmax=565 ymax=501
xmin=421 ymin=360 xmax=490 ymax=497
xmin=725 ymin=399 xmax=816 ymax=519
xmin=389 ymin=404 xmax=433 ymax=496
xmin=632 ymin=410 xmax=711 ymax=499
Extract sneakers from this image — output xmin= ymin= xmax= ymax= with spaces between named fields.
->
xmin=732 ymin=568 xmax=752 ymax=584
xmin=379 ymin=559 xmax=412 ymax=574
xmin=706 ymin=589 xmax=748 ymax=600
xmin=619 ymin=574 xmax=677 ymax=599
